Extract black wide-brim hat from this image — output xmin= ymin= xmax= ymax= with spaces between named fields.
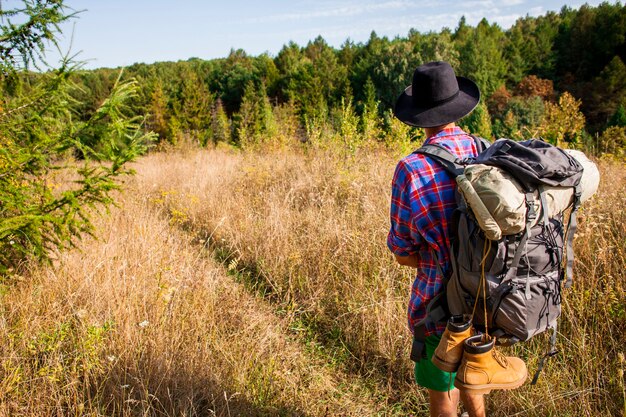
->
xmin=394 ymin=61 xmax=480 ymax=128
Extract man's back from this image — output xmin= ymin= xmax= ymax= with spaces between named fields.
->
xmin=387 ymin=126 xmax=479 ymax=335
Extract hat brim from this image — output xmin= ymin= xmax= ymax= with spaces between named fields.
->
xmin=393 ymin=77 xmax=480 ymax=128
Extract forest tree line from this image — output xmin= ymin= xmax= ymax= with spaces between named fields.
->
xmin=5 ymin=2 xmax=626 ymax=156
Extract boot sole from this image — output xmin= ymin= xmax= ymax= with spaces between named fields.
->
xmin=453 ymin=371 xmax=528 ymax=395
xmin=431 ymin=355 xmax=460 ymax=373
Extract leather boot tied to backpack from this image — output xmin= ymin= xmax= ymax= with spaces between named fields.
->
xmin=454 ymin=334 xmax=527 ymax=394
xmin=432 ymin=315 xmax=473 ymax=372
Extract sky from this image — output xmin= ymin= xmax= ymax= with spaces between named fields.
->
xmin=31 ymin=0 xmax=621 ymax=69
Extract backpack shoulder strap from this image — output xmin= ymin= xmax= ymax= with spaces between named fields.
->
xmin=415 ymin=134 xmax=490 ymax=177
xmin=414 ymin=144 xmax=465 ymax=177
xmin=470 ymin=134 xmax=491 ymax=153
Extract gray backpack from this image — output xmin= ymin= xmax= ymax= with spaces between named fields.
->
xmin=414 ymin=137 xmax=584 ymax=383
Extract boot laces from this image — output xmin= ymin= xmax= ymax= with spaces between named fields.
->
xmin=492 ymin=348 xmax=509 ymax=368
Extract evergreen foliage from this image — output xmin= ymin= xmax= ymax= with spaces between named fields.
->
xmin=50 ymin=2 xmax=623 ymax=154
xmin=459 ymin=101 xmax=493 ymax=140
xmin=4 ymin=2 xmax=626 ymax=164
xmin=0 ymin=1 xmax=155 ymax=274
xmin=608 ymin=103 xmax=626 ymax=127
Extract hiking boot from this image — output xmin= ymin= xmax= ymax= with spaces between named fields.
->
xmin=432 ymin=315 xmax=473 ymax=372
xmin=454 ymin=334 xmax=527 ymax=394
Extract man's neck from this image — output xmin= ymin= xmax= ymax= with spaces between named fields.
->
xmin=424 ymin=122 xmax=456 ymax=139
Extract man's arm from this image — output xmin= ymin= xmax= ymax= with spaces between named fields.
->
xmin=394 ymin=253 xmax=420 ymax=268
xmin=388 ymin=160 xmax=423 ymax=265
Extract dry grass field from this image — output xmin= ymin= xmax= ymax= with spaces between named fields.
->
xmin=2 ymin=143 xmax=625 ymax=416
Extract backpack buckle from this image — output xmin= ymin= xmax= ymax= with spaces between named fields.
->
xmin=525 ymin=193 xmax=537 ymax=221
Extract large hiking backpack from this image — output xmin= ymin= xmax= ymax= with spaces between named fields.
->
xmin=413 ymin=136 xmax=586 ymax=383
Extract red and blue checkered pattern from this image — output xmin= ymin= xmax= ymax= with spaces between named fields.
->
xmin=387 ymin=126 xmax=479 ymax=336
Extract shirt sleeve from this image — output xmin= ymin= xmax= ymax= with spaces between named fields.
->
xmin=387 ymin=160 xmax=423 ymax=256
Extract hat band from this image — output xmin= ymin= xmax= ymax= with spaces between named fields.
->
xmin=415 ymin=89 xmax=460 ymax=107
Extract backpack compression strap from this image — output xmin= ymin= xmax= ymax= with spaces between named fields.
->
xmin=564 ymin=184 xmax=583 ymax=288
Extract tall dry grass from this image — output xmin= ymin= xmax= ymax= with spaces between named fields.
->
xmin=4 ymin=142 xmax=625 ymax=416
xmin=140 ymin=145 xmax=626 ymax=416
xmin=0 ymin=171 xmax=390 ymax=416
xmin=140 ymin=148 xmax=410 ymax=374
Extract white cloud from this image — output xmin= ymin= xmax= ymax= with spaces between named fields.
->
xmin=243 ymin=0 xmax=414 ymax=23
xmin=460 ymin=0 xmax=497 ymax=8
xmin=527 ymin=6 xmax=545 ymax=17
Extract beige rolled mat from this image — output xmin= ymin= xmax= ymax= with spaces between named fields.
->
xmin=536 ymin=149 xmax=599 ymax=219
xmin=456 ymin=174 xmax=503 ymax=241
xmin=564 ymin=149 xmax=600 ymax=202
xmin=460 ymin=164 xmax=529 ymax=238
xmin=458 ymin=150 xmax=599 ymax=240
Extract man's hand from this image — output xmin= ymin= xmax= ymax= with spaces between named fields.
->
xmin=394 ymin=253 xmax=420 ymax=268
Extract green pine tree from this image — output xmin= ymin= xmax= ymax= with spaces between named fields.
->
xmin=0 ymin=1 xmax=155 ymax=274
xmin=360 ymin=77 xmax=381 ymax=142
xmin=608 ymin=103 xmax=626 ymax=127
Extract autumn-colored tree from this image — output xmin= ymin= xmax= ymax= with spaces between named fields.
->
xmin=487 ymin=85 xmax=512 ymax=118
xmin=515 ymin=75 xmax=554 ymax=100
xmin=597 ymin=125 xmax=626 ymax=157
xmin=538 ymin=92 xmax=586 ymax=147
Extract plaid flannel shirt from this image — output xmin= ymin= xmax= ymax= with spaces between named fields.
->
xmin=387 ymin=126 xmax=479 ymax=336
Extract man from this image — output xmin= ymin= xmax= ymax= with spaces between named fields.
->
xmin=387 ymin=61 xmax=486 ymax=417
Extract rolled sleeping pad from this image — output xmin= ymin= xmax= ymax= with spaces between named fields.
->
xmin=456 ymin=174 xmax=503 ymax=241
xmin=459 ymin=150 xmax=599 ymax=239
xmin=536 ymin=149 xmax=600 ymax=219
xmin=461 ymin=164 xmax=528 ymax=237
xmin=564 ymin=149 xmax=600 ymax=202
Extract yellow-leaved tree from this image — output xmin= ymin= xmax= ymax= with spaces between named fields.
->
xmin=538 ymin=91 xmax=586 ymax=148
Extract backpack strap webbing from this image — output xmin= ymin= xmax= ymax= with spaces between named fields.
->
xmin=564 ymin=184 xmax=583 ymax=288
xmin=501 ymin=192 xmax=536 ymax=285
xmin=538 ymin=186 xmax=550 ymax=226
xmin=490 ymin=192 xmax=536 ymax=321
xmin=414 ymin=134 xmax=489 ymax=177
xmin=414 ymin=144 xmax=465 ymax=177
xmin=530 ymin=324 xmax=559 ymax=385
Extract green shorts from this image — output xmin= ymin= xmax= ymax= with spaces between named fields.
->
xmin=414 ymin=334 xmax=456 ymax=392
